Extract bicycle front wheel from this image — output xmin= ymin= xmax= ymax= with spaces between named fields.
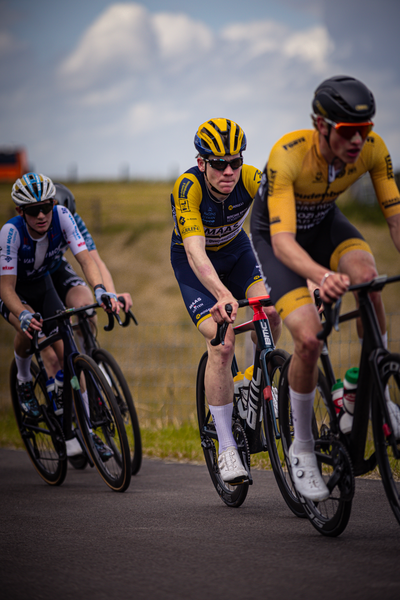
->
xmin=279 ymin=358 xmax=353 ymax=537
xmin=262 ymin=349 xmax=305 ymax=518
xmin=10 ymin=360 xmax=67 ymax=486
xmin=372 ymin=353 xmax=400 ymax=525
xmin=72 ymin=354 xmax=131 ymax=492
xmin=92 ymin=348 xmax=142 ymax=475
xmin=196 ymin=352 xmax=249 ymax=508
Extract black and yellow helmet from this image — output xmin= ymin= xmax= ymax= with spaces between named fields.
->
xmin=194 ymin=118 xmax=247 ymax=156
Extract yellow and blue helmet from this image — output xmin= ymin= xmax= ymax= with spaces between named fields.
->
xmin=194 ymin=118 xmax=247 ymax=156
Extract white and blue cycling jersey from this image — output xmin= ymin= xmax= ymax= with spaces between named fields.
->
xmin=58 ymin=212 xmax=96 ymax=254
xmin=0 ymin=206 xmax=87 ymax=282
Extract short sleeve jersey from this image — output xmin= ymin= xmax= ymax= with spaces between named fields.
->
xmin=0 ymin=205 xmax=87 ymax=282
xmin=59 ymin=212 xmax=96 ymax=254
xmin=252 ymin=129 xmax=400 ymax=236
xmin=171 ymin=164 xmax=262 ymax=251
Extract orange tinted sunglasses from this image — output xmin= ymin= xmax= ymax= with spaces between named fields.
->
xmin=324 ymin=117 xmax=374 ymax=141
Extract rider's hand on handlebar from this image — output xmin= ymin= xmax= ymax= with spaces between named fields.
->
xmin=318 ymin=272 xmax=350 ymax=304
xmin=210 ymin=294 xmax=238 ymax=324
xmin=94 ymin=285 xmax=120 ymax=314
xmin=117 ymin=292 xmax=133 ymax=312
xmin=18 ymin=310 xmax=42 ymax=339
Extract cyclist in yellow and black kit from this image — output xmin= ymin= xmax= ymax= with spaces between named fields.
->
xmin=251 ymin=75 xmax=400 ymax=501
xmin=171 ymin=118 xmax=281 ymax=484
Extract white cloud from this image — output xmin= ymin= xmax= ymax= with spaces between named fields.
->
xmin=282 ymin=26 xmax=334 ymax=72
xmin=127 ymin=101 xmax=190 ymax=134
xmin=153 ymin=12 xmax=214 ymax=62
xmin=59 ymin=3 xmax=157 ymax=89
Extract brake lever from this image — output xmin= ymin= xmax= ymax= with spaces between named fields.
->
xmin=101 ymin=295 xmax=115 ymax=331
xmin=118 ymin=296 xmax=138 ymax=327
xmin=210 ymin=304 xmax=232 ymax=347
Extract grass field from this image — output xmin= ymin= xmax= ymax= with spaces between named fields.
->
xmin=1 ymin=178 xmax=400 ymax=466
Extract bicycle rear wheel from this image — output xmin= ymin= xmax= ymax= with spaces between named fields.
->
xmin=372 ymin=353 xmax=400 ymax=525
xmin=10 ymin=360 xmax=67 ymax=486
xmin=262 ymin=349 xmax=305 ymax=518
xmin=72 ymin=354 xmax=131 ymax=492
xmin=196 ymin=352 xmax=249 ymax=508
xmin=279 ymin=358 xmax=353 ymax=537
xmin=92 ymin=348 xmax=142 ymax=475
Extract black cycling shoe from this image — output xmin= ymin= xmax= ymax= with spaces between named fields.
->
xmin=91 ymin=433 xmax=113 ymax=461
xmin=17 ymin=380 xmax=41 ymax=418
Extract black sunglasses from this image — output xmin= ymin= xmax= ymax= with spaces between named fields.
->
xmin=23 ymin=202 xmax=53 ymax=217
xmin=204 ymin=157 xmax=243 ymax=171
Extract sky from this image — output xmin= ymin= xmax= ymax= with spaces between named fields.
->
xmin=1 ymin=0 xmax=400 ymax=180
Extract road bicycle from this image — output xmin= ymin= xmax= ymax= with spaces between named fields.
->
xmin=71 ymin=297 xmax=142 ymax=475
xmin=10 ymin=301 xmax=132 ymax=492
xmin=196 ymin=295 xmax=300 ymax=511
xmin=277 ymin=274 xmax=400 ymax=536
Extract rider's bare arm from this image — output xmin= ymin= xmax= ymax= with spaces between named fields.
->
xmin=387 ymin=213 xmax=400 ymax=254
xmin=89 ymin=249 xmax=132 ymax=311
xmin=271 ymin=231 xmax=349 ymax=302
xmin=183 ymin=235 xmax=238 ymax=322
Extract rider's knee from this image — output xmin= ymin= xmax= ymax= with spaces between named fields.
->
xmin=265 ymin=306 xmax=281 ymax=331
xmin=294 ymin=331 xmax=322 ymax=366
xmin=208 ymin=330 xmax=235 ymax=362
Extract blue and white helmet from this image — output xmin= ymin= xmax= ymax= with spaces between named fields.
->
xmin=12 ymin=172 xmax=56 ymax=206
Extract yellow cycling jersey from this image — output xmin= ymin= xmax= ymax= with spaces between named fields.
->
xmin=171 ymin=164 xmax=262 ymax=251
xmin=265 ymin=129 xmax=400 ymax=236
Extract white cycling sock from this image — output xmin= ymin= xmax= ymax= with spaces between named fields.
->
xmin=14 ymin=352 xmax=32 ymax=383
xmin=209 ymin=402 xmax=236 ymax=454
xmin=290 ymin=387 xmax=315 ymax=454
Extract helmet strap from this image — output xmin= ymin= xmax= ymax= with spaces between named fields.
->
xmin=203 ymin=162 xmax=231 ymax=198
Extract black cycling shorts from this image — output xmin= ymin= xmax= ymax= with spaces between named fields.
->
xmin=171 ymin=231 xmax=262 ymax=327
xmin=50 ymin=258 xmax=86 ymax=305
xmin=251 ymin=204 xmax=372 ymax=320
xmin=14 ymin=275 xmax=65 ymax=336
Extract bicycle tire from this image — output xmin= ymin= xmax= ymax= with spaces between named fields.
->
xmin=10 ymin=359 xmax=67 ymax=486
xmin=196 ymin=351 xmax=249 ymax=508
xmin=279 ymin=357 xmax=353 ymax=537
xmin=372 ymin=353 xmax=400 ymax=526
xmin=262 ymin=349 xmax=305 ymax=518
xmin=92 ymin=348 xmax=142 ymax=476
xmin=71 ymin=354 xmax=131 ymax=492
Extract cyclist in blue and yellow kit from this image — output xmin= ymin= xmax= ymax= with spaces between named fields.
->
xmin=171 ymin=118 xmax=281 ymax=483
xmin=251 ymin=76 xmax=400 ymax=501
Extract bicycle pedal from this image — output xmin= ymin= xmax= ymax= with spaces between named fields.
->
xmin=228 ymin=476 xmax=249 ymax=486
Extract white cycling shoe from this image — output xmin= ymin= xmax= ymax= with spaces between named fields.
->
xmin=66 ymin=437 xmax=83 ymax=457
xmin=218 ymin=446 xmax=248 ymax=484
xmin=289 ymin=445 xmax=330 ymax=502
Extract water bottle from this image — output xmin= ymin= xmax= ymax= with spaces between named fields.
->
xmin=331 ymin=379 xmax=344 ymax=415
xmin=233 ymin=371 xmax=246 ymax=418
xmin=343 ymin=367 xmax=359 ymax=415
xmin=53 ymin=369 xmax=64 ymax=416
xmin=46 ymin=377 xmax=55 ymax=402
xmin=339 ymin=367 xmax=359 ymax=435
xmin=242 ymin=365 xmax=254 ymax=404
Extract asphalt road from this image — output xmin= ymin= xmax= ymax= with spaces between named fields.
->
xmin=1 ymin=447 xmax=400 ymax=600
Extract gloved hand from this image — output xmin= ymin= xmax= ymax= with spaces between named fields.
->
xmin=94 ymin=285 xmax=118 ymax=307
xmin=19 ymin=309 xmax=41 ymax=333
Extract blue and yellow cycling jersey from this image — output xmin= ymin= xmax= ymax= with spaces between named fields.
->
xmin=171 ymin=164 xmax=262 ymax=251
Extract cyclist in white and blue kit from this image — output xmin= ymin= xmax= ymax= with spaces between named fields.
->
xmin=0 ymin=173 xmax=118 ymax=456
